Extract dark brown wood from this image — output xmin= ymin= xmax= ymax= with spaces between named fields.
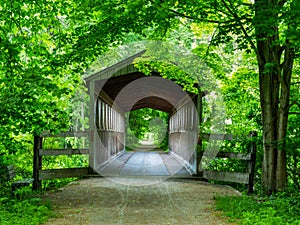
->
xmin=203 ymin=170 xmax=250 ymax=184
xmin=33 ymin=136 xmax=42 ymax=190
xmin=39 ymin=167 xmax=89 ymax=180
xmin=40 ymin=131 xmax=89 ymax=137
xmin=39 ymin=148 xmax=89 ymax=156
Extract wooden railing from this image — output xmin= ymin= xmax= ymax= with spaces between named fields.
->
xmin=33 ymin=131 xmax=90 ymax=190
xmin=199 ymin=131 xmax=257 ymax=194
xmin=33 ymin=130 xmax=257 ymax=194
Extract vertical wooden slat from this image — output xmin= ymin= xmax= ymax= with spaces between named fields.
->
xmin=33 ymin=136 xmax=42 ymax=190
xmin=98 ymin=99 xmax=102 ymax=130
xmin=88 ymin=82 xmax=96 ymax=174
xmin=96 ymin=98 xmax=99 ymax=129
xmin=102 ymin=102 xmax=106 ymax=130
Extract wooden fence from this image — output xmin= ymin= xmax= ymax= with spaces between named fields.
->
xmin=33 ymin=131 xmax=90 ymax=190
xmin=199 ymin=131 xmax=257 ymax=194
xmin=33 ymin=130 xmax=257 ymax=194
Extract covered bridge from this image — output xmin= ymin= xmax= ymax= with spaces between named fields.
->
xmin=85 ymin=50 xmax=201 ymax=177
xmin=32 ymin=49 xmax=256 ymax=193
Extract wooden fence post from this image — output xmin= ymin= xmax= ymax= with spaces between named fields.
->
xmin=196 ymin=90 xmax=203 ymax=176
xmin=33 ymin=135 xmax=42 ymax=190
xmin=247 ymin=131 xmax=257 ymax=195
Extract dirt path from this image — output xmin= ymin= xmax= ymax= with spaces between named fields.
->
xmin=42 ymin=177 xmax=239 ymax=225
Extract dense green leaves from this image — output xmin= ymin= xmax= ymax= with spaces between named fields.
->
xmin=215 ymin=194 xmax=300 ymax=225
xmin=0 ymin=0 xmax=299 ymax=194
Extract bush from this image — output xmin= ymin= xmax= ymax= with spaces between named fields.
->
xmin=215 ymin=194 xmax=300 ymax=225
xmin=0 ymin=197 xmax=53 ymax=225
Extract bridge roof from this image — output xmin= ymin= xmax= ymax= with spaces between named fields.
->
xmin=85 ymin=51 xmax=195 ymax=113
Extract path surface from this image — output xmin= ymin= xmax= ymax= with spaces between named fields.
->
xmin=42 ymin=178 xmax=239 ymax=225
xmin=97 ymin=151 xmax=191 ymax=177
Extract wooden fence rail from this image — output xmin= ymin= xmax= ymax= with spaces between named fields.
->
xmin=199 ymin=131 xmax=257 ymax=194
xmin=33 ymin=131 xmax=90 ymax=190
xmin=33 ymin=130 xmax=257 ymax=194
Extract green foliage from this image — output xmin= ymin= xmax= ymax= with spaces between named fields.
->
xmin=0 ymin=197 xmax=52 ymax=225
xmin=126 ymin=108 xmax=169 ymax=150
xmin=222 ymin=67 xmax=261 ymax=134
xmin=215 ymin=194 xmax=300 ymax=225
xmin=0 ymin=0 xmax=299 ymax=196
xmin=41 ymin=136 xmax=89 ymax=171
xmin=135 ymin=60 xmax=198 ymax=93
xmin=286 ymin=61 xmax=300 ymax=188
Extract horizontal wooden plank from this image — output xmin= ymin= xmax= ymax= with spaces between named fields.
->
xmin=203 ymin=170 xmax=249 ymax=184
xmin=6 ymin=165 xmax=16 ymax=179
xmin=7 ymin=165 xmax=15 ymax=172
xmin=39 ymin=167 xmax=89 ymax=180
xmin=216 ymin=152 xmax=251 ymax=161
xmin=40 ymin=131 xmax=89 ymax=138
xmin=39 ymin=148 xmax=89 ymax=156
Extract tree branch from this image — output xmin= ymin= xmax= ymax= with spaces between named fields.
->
xmin=220 ymin=0 xmax=258 ymax=55
xmin=169 ymin=8 xmax=251 ymax=25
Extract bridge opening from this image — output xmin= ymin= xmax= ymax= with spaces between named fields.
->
xmin=85 ymin=52 xmax=200 ymax=178
xmin=126 ymin=108 xmax=169 ymax=152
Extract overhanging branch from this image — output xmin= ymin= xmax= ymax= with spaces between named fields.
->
xmin=220 ymin=0 xmax=258 ymax=56
xmin=169 ymin=9 xmax=250 ymax=25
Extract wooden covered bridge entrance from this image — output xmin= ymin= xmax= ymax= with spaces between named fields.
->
xmin=85 ymin=51 xmax=200 ymax=178
xmin=32 ymin=50 xmax=256 ymax=193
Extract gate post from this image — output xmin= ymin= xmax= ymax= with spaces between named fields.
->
xmin=33 ymin=135 xmax=42 ymax=190
xmin=247 ymin=131 xmax=257 ymax=194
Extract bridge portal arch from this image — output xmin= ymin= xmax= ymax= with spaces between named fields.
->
xmin=85 ymin=50 xmax=202 ymax=177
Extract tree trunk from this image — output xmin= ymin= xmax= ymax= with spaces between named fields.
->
xmin=276 ymin=41 xmax=294 ymax=190
xmin=255 ymin=0 xmax=294 ymax=193
xmin=258 ymin=58 xmax=280 ymax=194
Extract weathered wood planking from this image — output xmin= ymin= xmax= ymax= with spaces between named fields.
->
xmin=39 ymin=148 xmax=89 ymax=156
xmin=0 ymin=165 xmax=16 ymax=181
xmin=40 ymin=131 xmax=89 ymax=138
xmin=39 ymin=167 xmax=89 ymax=180
xmin=203 ymin=170 xmax=250 ymax=184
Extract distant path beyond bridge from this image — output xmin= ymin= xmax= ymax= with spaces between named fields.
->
xmin=42 ymin=178 xmax=240 ymax=225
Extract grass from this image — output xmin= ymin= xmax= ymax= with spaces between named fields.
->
xmin=0 ymin=197 xmax=53 ymax=225
xmin=215 ymin=194 xmax=300 ymax=225
xmin=0 ymin=184 xmax=53 ymax=225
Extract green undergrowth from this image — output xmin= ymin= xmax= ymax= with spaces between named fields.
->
xmin=0 ymin=180 xmax=72 ymax=225
xmin=215 ymin=193 xmax=300 ymax=225
xmin=0 ymin=195 xmax=53 ymax=225
xmin=0 ymin=176 xmax=81 ymax=225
